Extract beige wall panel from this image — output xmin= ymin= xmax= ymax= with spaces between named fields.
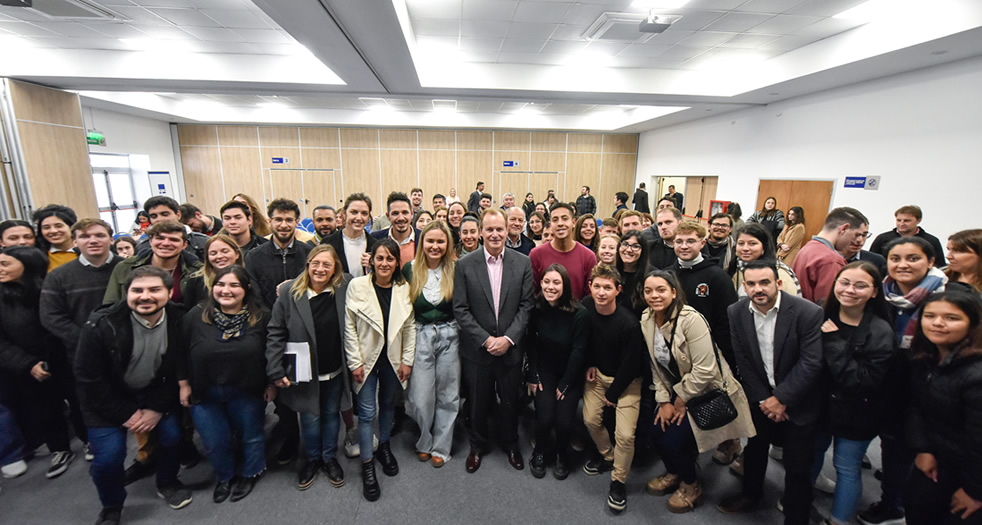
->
xmin=177 ymin=125 xmax=218 ymax=146
xmin=565 ymin=153 xmax=602 ymax=215
xmin=258 ymin=127 xmax=300 ymax=148
xmin=493 ymin=131 xmax=530 ymax=151
xmin=456 ymin=131 xmax=492 ymax=150
xmin=500 ymin=172 xmax=528 ymax=205
xmin=299 ymin=127 xmax=339 ymax=148
xmin=301 ymin=148 xmax=340 ymax=170
xmin=493 ymin=151 xmax=530 ymax=176
xmin=303 ymin=170 xmax=337 ymax=211
xmin=380 ymin=129 xmax=417 ymax=149
xmin=219 ymin=147 xmax=264 ymax=206
xmin=270 ymin=169 xmax=305 ymax=214
xmin=418 ymin=130 xmax=455 ymax=150
xmin=9 ymin=80 xmax=83 ymax=128
xmin=180 ymin=146 xmax=225 ymax=214
xmin=457 ymin=150 xmax=492 ymax=202
xmin=531 ymin=132 xmax=566 ymax=152
xmin=380 ymin=149 xmax=418 ymax=196
xmin=601 ymin=153 xmax=637 ymax=218
xmin=603 ymin=134 xmax=639 ymax=154
xmin=261 ymin=147 xmax=300 ymax=202
xmin=418 ymin=150 xmax=454 ymax=198
xmin=18 ymin=121 xmax=97 ymax=215
xmin=567 ymin=133 xmax=603 ymax=153
xmin=217 ymin=126 xmax=258 ymax=146
xmin=529 ymin=173 xmax=561 ymax=208
xmin=340 ymin=128 xmax=379 ymax=149
xmin=341 ymin=149 xmax=381 ymax=208
xmin=530 ymin=151 xmax=565 ymax=173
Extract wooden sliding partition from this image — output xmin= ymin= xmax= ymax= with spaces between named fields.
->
xmin=177 ymin=125 xmax=638 ymax=219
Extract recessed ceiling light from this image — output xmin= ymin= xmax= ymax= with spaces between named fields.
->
xmin=631 ymin=0 xmax=689 ymax=9
xmin=358 ymin=97 xmax=389 ymax=109
xmin=432 ymin=99 xmax=457 ymax=113
xmin=833 ymin=0 xmax=879 ymax=22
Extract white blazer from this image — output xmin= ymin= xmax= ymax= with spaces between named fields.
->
xmin=343 ymin=275 xmax=416 ymax=393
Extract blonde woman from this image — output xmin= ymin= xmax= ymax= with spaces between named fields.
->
xmin=344 ymin=238 xmax=415 ymax=501
xmin=185 ymin=234 xmax=244 ymax=306
xmin=402 ymin=221 xmax=459 ymax=468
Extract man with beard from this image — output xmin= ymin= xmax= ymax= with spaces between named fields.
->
xmin=135 ymin=197 xmax=209 ymax=260
xmin=178 ymin=203 xmax=222 ymax=237
xmin=648 ymin=208 xmax=681 ymax=270
xmin=410 ymin=188 xmax=425 ymax=213
xmin=704 ymin=212 xmax=735 ymax=270
xmin=311 ymin=205 xmax=337 ymax=244
xmin=371 ymin=192 xmax=421 ymax=264
xmin=245 ymin=198 xmax=312 ymax=308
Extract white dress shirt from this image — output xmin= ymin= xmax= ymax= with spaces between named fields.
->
xmin=749 ymin=292 xmax=782 ymax=389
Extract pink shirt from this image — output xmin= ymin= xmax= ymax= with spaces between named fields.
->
xmin=484 ymin=247 xmax=504 ymax=320
xmin=791 ymin=238 xmax=846 ymax=303
xmin=529 ymin=241 xmax=598 ymax=299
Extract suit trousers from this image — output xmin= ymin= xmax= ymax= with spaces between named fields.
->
xmin=463 ymin=356 xmax=522 ymax=452
xmin=743 ymin=408 xmax=817 ymax=525
xmin=583 ymin=373 xmax=641 ymax=483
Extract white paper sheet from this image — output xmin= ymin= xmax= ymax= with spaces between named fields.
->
xmin=285 ymin=342 xmax=312 ymax=383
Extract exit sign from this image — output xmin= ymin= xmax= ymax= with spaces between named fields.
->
xmin=86 ymin=131 xmax=106 ymax=146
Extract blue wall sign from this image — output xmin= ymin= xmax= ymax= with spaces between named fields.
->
xmin=844 ymin=176 xmax=866 ymax=188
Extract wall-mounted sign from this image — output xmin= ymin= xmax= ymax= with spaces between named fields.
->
xmin=86 ymin=131 xmax=106 ymax=146
xmin=272 ymin=157 xmax=290 ymax=164
xmin=503 ymin=160 xmax=518 ymax=167
xmin=844 ymin=176 xmax=880 ymax=191
xmin=148 ymin=172 xmax=172 ymax=197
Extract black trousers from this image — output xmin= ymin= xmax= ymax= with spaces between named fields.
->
xmin=463 ymin=357 xmax=522 ymax=452
xmin=532 ymin=369 xmax=580 ymax=458
xmin=905 ymin=465 xmax=982 ymax=525
xmin=13 ymin=372 xmax=71 ymax=453
xmin=271 ymin=398 xmax=299 ymax=452
xmin=651 ymin=414 xmax=699 ymax=483
xmin=743 ymin=408 xmax=817 ymax=525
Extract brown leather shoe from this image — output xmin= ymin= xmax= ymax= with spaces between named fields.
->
xmin=431 ymin=456 xmax=445 ymax=468
xmin=507 ymin=450 xmax=524 ymax=471
xmin=465 ymin=451 xmax=482 ymax=473
xmin=416 ymin=452 xmax=431 ymax=462
xmin=716 ymin=493 xmax=759 ymax=514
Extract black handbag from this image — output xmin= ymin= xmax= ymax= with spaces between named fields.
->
xmin=686 ymin=336 xmax=738 ymax=431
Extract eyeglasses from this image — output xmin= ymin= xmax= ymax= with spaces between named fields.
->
xmin=620 ymin=241 xmax=643 ymax=251
xmin=710 ymin=223 xmax=730 ymax=229
xmin=835 ymin=279 xmax=872 ymax=291
xmin=858 ymin=232 xmax=872 ymax=239
xmin=675 ymin=238 xmax=702 ymax=246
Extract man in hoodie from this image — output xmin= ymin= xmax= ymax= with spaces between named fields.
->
xmin=649 ymin=208 xmax=681 ymax=270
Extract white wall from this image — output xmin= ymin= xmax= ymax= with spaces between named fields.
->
xmin=81 ymin=106 xmax=180 ymax=204
xmin=636 ymin=55 xmax=982 ymax=251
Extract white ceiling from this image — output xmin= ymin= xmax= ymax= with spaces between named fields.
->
xmin=2 ymin=0 xmax=981 ymax=131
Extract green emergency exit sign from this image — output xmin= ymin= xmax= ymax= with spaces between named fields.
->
xmin=86 ymin=132 xmax=106 ymax=146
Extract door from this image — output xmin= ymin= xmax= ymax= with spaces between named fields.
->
xmin=756 ymin=180 xmax=834 ymax=241
xmin=270 ymin=169 xmax=305 ymax=216
xmin=302 ymin=169 xmax=338 ymax=211
xmin=89 ymin=154 xmax=139 ymax=234
xmin=683 ymin=176 xmax=718 ymax=220
xmin=499 ymin=171 xmax=528 ymax=207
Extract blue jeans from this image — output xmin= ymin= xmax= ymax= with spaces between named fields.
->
xmin=88 ymin=412 xmax=181 ymax=508
xmin=298 ymin=376 xmax=345 ymax=463
xmin=651 ymin=412 xmax=699 ymax=484
xmin=189 ymin=385 xmax=265 ymax=482
xmin=813 ymin=433 xmax=873 ymax=524
xmin=0 ymin=399 xmax=25 ymax=467
xmin=357 ymin=361 xmax=400 ymax=462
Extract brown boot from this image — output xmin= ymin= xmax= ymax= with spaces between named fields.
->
xmin=712 ymin=439 xmax=743 ymax=465
xmin=645 ymin=472 xmax=680 ymax=496
xmin=667 ymin=481 xmax=702 ymax=513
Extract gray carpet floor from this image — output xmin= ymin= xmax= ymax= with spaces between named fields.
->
xmin=0 ymin=407 xmax=883 ymax=524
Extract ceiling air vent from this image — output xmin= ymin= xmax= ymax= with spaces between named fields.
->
xmin=28 ymin=0 xmax=120 ymax=21
xmin=582 ymin=12 xmax=659 ymax=44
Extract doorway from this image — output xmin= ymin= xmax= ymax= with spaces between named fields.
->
xmin=652 ymin=176 xmax=718 ymax=219
xmin=267 ymin=168 xmax=339 ymax=217
xmin=755 ymin=179 xmax=835 ymax=241
xmin=89 ymin=153 xmax=143 ymax=234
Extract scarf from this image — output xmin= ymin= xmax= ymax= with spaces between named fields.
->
xmin=213 ymin=309 xmax=250 ymax=341
xmin=883 ymin=266 xmax=947 ymax=348
xmin=679 ymin=253 xmax=704 ymax=269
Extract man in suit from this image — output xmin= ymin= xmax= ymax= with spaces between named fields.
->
xmin=664 ymin=184 xmax=684 ymax=211
xmin=718 ymin=260 xmax=824 ymax=525
xmin=838 ymin=219 xmax=888 ymax=277
xmin=632 ymin=183 xmax=650 ymax=213
xmin=320 ymin=193 xmax=378 ymax=277
xmin=370 ymin=192 xmax=421 ymax=265
xmin=453 ymin=208 xmax=534 ymax=474
xmin=467 ymin=182 xmax=485 ymax=214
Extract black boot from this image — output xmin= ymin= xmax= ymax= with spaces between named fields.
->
xmin=361 ymin=460 xmax=381 ymax=502
xmin=375 ymin=441 xmax=399 ymax=476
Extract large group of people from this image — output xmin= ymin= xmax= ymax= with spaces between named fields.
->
xmin=1 ymin=185 xmax=980 ymax=525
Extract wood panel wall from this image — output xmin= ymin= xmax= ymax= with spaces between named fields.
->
xmin=7 ymin=80 xmax=98 ymax=216
xmin=177 ymin=125 xmax=638 ymax=219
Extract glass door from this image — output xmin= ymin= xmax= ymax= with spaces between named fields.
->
xmin=90 ymin=154 xmax=139 ymax=235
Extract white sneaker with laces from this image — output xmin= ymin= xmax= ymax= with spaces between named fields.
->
xmin=47 ymin=451 xmax=75 ymax=479
xmin=814 ymin=472 xmax=836 ymax=494
xmin=2 ymin=460 xmax=27 ymax=478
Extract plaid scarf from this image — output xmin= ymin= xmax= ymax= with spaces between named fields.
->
xmin=213 ymin=309 xmax=249 ymax=341
xmin=883 ymin=267 xmax=947 ymax=347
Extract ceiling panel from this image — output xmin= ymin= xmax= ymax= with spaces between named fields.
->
xmin=412 ymin=18 xmax=460 ymax=37
xmin=199 ymin=9 xmax=272 ymax=29
xmin=748 ymin=14 xmax=822 ymax=34
xmin=506 ymin=22 xmax=558 ymax=39
xmin=705 ymin=12 xmax=775 ymax=32
xmin=499 ymin=38 xmax=544 ymax=53
xmin=462 ymin=0 xmax=519 ymax=22
xmin=460 ymin=19 xmax=509 ymax=37
xmin=732 ymin=0 xmax=808 ymax=14
xmin=512 ymin=1 xmax=570 ymax=24
xmin=147 ymin=8 xmax=223 ymax=27
xmin=407 ymin=0 xmax=463 ymax=20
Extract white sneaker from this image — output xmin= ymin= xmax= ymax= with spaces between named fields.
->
xmin=344 ymin=428 xmax=360 ymax=458
xmin=814 ymin=472 xmax=836 ymax=494
xmin=1 ymin=460 xmax=27 ymax=479
xmin=84 ymin=443 xmax=94 ymax=462
xmin=769 ymin=445 xmax=783 ymax=461
xmin=46 ymin=451 xmax=75 ymax=479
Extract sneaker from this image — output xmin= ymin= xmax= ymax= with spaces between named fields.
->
xmin=712 ymin=439 xmax=743 ymax=465
xmin=344 ymin=428 xmax=360 ymax=458
xmin=46 ymin=451 xmax=75 ymax=479
xmin=646 ymin=472 xmax=680 ymax=496
xmin=157 ymin=481 xmax=193 ymax=509
xmin=1 ymin=460 xmax=27 ymax=479
xmin=529 ymin=451 xmax=547 ymax=479
xmin=323 ymin=458 xmax=344 ymax=488
xmin=857 ymin=502 xmax=905 ymax=525
xmin=862 ymin=453 xmax=872 ymax=469
xmin=95 ymin=506 xmax=122 ymax=525
xmin=583 ymin=455 xmax=614 ymax=476
xmin=298 ymin=460 xmax=320 ymax=491
xmin=84 ymin=443 xmax=94 ymax=462
xmin=814 ymin=472 xmax=836 ymax=494
xmin=124 ymin=460 xmax=155 ymax=485
xmin=729 ymin=453 xmax=744 ymax=477
xmin=769 ymin=445 xmax=783 ymax=461
xmin=666 ymin=481 xmax=702 ymax=513
xmin=607 ymin=480 xmax=627 ymax=513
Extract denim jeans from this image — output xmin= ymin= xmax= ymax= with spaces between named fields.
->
xmin=878 ymin=431 xmax=914 ymax=511
xmin=812 ymin=433 xmax=873 ymax=524
xmin=0 ymin=394 xmax=25 ymax=467
xmin=299 ymin=376 xmax=345 ymax=463
xmin=651 ymin=411 xmax=699 ymax=484
xmin=189 ymin=385 xmax=266 ymax=482
xmin=407 ymin=321 xmax=460 ymax=460
xmin=357 ymin=361 xmax=400 ymax=462
xmin=88 ymin=412 xmax=181 ymax=508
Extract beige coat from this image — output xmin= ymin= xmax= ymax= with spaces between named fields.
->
xmin=777 ymin=223 xmax=806 ymax=266
xmin=641 ymin=305 xmax=756 ymax=452
xmin=343 ymin=275 xmax=416 ymax=393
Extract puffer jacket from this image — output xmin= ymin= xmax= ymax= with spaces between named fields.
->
xmin=907 ymin=344 xmax=982 ymax=500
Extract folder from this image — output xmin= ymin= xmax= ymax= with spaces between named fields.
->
xmin=284 ymin=342 xmax=313 ymax=383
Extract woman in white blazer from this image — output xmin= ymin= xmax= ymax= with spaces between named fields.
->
xmin=344 ymin=238 xmax=415 ymax=502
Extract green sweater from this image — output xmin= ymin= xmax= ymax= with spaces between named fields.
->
xmin=402 ymin=262 xmax=454 ymax=324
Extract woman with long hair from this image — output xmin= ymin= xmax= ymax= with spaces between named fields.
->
xmin=641 ymin=270 xmax=754 ymax=513
xmin=113 ymin=236 xmax=137 ymax=259
xmin=523 ymin=192 xmax=536 ymax=219
xmin=812 ymin=261 xmax=897 ymax=525
xmin=730 ymin=223 xmax=801 ymax=297
xmin=527 ymin=211 xmax=547 ymax=245
xmin=535 ymin=202 xmax=549 ymax=219
xmin=0 ymin=246 xmax=75 ymax=478
xmin=905 ymin=292 xmax=982 ymax=524
xmin=746 ymin=197 xmax=785 ymax=247
xmin=575 ymin=214 xmax=598 ymax=251
xmin=446 ymin=187 xmax=460 ymax=205
xmin=33 ymin=204 xmax=78 ymax=271
xmin=615 ymin=230 xmax=650 ymax=317
xmin=267 ymin=245 xmax=352 ymax=491
xmin=526 ymin=263 xmax=588 ymax=480
xmin=232 ymin=194 xmax=271 ymax=237
xmin=345 ymin=239 xmax=415 ymax=501
xmin=596 ymin=234 xmax=619 ymax=265
xmin=777 ymin=206 xmax=806 ymax=266
xmin=413 ymin=210 xmax=433 ymax=231
xmin=185 ymin=234 xmax=245 ymax=306
xmin=446 ymin=201 xmax=466 ymax=247
xmin=404 ymin=221 xmax=459 ymax=468
xmin=945 ymin=229 xmax=982 ymax=296
xmin=178 ymin=265 xmax=270 ymax=502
